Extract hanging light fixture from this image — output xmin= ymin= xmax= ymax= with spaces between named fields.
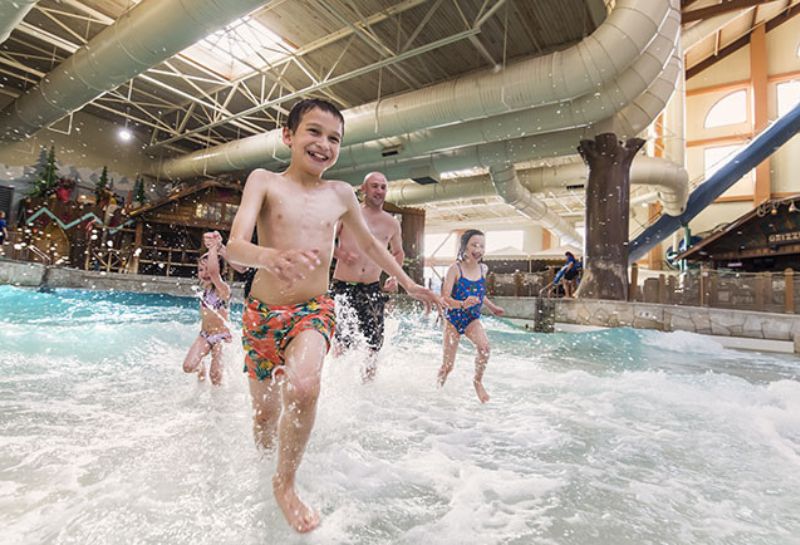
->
xmin=788 ymin=200 xmax=798 ymax=213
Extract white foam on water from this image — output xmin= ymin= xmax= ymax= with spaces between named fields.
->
xmin=1 ymin=289 xmax=800 ymax=544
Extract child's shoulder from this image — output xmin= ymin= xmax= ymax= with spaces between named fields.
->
xmin=246 ymin=168 xmax=281 ymax=184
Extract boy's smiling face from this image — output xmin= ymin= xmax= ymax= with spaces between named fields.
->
xmin=282 ymin=107 xmax=343 ymax=176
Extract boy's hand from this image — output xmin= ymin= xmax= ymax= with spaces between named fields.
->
xmin=339 ymin=249 xmax=359 ymax=265
xmin=383 ymin=276 xmax=398 ymax=293
xmin=493 ymin=305 xmax=506 ymax=317
xmin=265 ymin=249 xmax=321 ymax=285
xmin=406 ymin=284 xmax=444 ymax=314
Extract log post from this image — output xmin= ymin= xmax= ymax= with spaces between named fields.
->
xmin=575 ymin=133 xmax=645 ymax=300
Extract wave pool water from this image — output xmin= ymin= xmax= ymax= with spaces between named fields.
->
xmin=1 ymin=286 xmax=799 ymax=545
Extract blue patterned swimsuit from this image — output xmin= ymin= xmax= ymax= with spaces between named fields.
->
xmin=446 ymin=263 xmax=486 ymax=334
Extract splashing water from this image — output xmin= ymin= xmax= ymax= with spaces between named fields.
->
xmin=1 ymin=286 xmax=799 ymax=545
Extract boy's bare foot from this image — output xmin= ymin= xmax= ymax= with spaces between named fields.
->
xmin=473 ymin=379 xmax=490 ymax=403
xmin=273 ymin=476 xmax=320 ymax=533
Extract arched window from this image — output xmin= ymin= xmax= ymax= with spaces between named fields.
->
xmin=777 ymin=80 xmax=800 ymax=117
xmin=704 ymin=89 xmax=747 ymax=128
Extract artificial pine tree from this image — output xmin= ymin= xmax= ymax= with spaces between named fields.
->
xmin=31 ymin=146 xmax=58 ymax=198
xmin=95 ymin=166 xmax=109 ymax=199
xmin=134 ymin=176 xmax=147 ymax=205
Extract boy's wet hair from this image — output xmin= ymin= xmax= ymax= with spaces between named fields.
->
xmin=285 ymin=98 xmax=345 ymax=135
xmin=458 ymin=229 xmax=485 ymax=262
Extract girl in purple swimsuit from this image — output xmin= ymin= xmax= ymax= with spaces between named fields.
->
xmin=438 ymin=229 xmax=505 ymax=403
xmin=182 ymin=242 xmax=231 ymax=385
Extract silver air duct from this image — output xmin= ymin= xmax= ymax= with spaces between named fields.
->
xmin=489 ymin=164 xmax=583 ymax=247
xmin=0 ymin=0 xmax=270 ymax=141
xmin=0 ymin=0 xmax=38 ymax=44
xmin=154 ymin=0 xmax=675 ymax=179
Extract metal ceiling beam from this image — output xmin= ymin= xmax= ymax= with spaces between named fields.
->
xmin=686 ymin=2 xmax=800 ymax=78
xmin=0 ymin=0 xmax=273 ymax=142
xmin=683 ymin=0 xmax=773 ymax=23
xmin=150 ymin=28 xmax=479 ymax=148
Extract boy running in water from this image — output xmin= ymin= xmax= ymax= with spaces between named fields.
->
xmin=226 ymin=98 xmax=442 ymax=533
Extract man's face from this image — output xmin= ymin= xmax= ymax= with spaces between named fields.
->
xmin=282 ymin=107 xmax=343 ymax=176
xmin=362 ymin=174 xmax=388 ymax=207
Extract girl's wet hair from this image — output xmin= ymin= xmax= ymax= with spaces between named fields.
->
xmin=285 ymin=98 xmax=345 ymax=135
xmin=458 ymin=229 xmax=485 ymax=261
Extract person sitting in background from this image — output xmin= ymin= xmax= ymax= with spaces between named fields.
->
xmin=562 ymin=251 xmax=581 ymax=298
xmin=0 ymin=211 xmax=8 ymax=247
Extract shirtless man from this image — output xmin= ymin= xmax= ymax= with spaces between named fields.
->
xmin=331 ymin=172 xmax=403 ymax=380
xmin=226 ymin=98 xmax=442 ymax=533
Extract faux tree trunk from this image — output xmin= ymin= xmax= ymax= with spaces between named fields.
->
xmin=575 ymin=133 xmax=645 ymax=300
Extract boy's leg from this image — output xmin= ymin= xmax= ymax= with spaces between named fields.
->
xmin=273 ymin=329 xmax=327 ymax=533
xmin=464 ymin=320 xmax=490 ymax=403
xmin=248 ymin=375 xmax=281 ymax=451
xmin=208 ymin=344 xmax=224 ymax=386
xmin=183 ymin=336 xmax=211 ymax=375
xmin=438 ymin=321 xmax=460 ymax=387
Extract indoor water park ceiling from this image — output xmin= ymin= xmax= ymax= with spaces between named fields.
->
xmin=0 ymin=0 xmax=606 ymax=152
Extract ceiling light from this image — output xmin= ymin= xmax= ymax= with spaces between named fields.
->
xmin=118 ymin=128 xmax=132 ymax=142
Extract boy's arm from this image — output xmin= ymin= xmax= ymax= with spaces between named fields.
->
xmin=206 ymin=245 xmax=231 ymax=301
xmin=227 ymin=170 xmax=320 ymax=283
xmin=337 ymin=183 xmax=441 ymax=308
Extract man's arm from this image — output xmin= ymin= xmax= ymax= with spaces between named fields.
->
xmin=383 ymin=219 xmax=405 ymax=292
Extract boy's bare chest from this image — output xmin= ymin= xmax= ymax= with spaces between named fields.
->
xmin=262 ymin=188 xmax=342 ymax=234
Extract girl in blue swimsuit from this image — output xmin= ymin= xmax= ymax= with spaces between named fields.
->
xmin=439 ymin=229 xmax=505 ymax=403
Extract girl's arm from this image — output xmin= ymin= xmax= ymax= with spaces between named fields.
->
xmin=483 ymin=296 xmax=505 ymax=316
xmin=206 ymin=245 xmax=231 ymax=301
xmin=441 ymin=264 xmax=459 ymax=308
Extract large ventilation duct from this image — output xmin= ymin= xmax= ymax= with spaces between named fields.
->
xmin=387 ymin=156 xmax=688 ymax=216
xmin=0 ymin=0 xmax=38 ymax=44
xmin=331 ymin=53 xmax=684 ymax=207
xmin=0 ymin=0 xmax=270 ymax=142
xmin=154 ymin=0 xmax=676 ymax=179
xmin=489 ymin=164 xmax=583 ymax=248
xmin=329 ymin=6 xmax=679 ymax=173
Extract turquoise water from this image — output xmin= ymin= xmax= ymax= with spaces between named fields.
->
xmin=1 ymin=285 xmax=799 ymax=545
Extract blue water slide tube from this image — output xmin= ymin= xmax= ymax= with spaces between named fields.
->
xmin=628 ymin=99 xmax=800 ymax=263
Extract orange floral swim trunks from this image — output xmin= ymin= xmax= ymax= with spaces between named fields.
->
xmin=242 ymin=294 xmax=336 ymax=381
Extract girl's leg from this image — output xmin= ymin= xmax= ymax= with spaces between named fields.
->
xmin=208 ymin=343 xmax=224 ymax=385
xmin=438 ymin=320 xmax=460 ymax=387
xmin=183 ymin=336 xmax=211 ymax=377
xmin=464 ymin=320 xmax=491 ymax=403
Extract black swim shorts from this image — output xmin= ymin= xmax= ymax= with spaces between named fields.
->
xmin=330 ymin=280 xmax=388 ymax=352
